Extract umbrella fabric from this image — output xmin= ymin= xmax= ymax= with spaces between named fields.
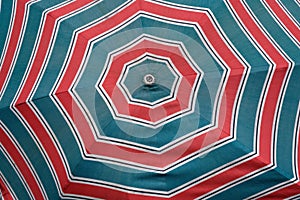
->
xmin=0 ymin=0 xmax=300 ymax=199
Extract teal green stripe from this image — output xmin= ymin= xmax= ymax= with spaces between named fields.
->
xmin=219 ymin=68 xmax=300 ymax=198
xmin=203 ymin=1 xmax=269 ymax=151
xmin=1 ymin=109 xmax=61 ymax=199
xmin=246 ymin=0 xmax=300 ymax=62
xmin=276 ymin=67 xmax=300 ymax=177
xmin=209 ymin=0 xmax=300 ymax=197
xmin=210 ymin=170 xmax=290 ymax=199
xmin=0 ymin=1 xmax=13 ymax=59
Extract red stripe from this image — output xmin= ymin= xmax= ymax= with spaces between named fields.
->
xmin=15 ymin=0 xmax=95 ymax=105
xmin=176 ymin=1 xmax=290 ymax=197
xmin=259 ymin=183 xmax=300 ymax=199
xmin=56 ymin=0 xmax=140 ymax=93
xmin=0 ymin=0 xmax=31 ymax=94
xmin=15 ymin=103 xmax=82 ymax=195
xmin=230 ymin=2 xmax=289 ymax=66
xmin=0 ymin=177 xmax=14 ymax=200
xmin=265 ymin=0 xmax=300 ymax=43
xmin=229 ymin=0 xmax=289 ymax=161
xmin=174 ymin=158 xmax=268 ymax=199
xmin=0 ymin=126 xmax=44 ymax=199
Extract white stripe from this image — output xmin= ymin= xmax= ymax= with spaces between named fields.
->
xmin=251 ymin=102 xmax=300 ymax=199
xmin=0 ymin=0 xmax=40 ymax=101
xmin=12 ymin=0 xmax=75 ymax=106
xmin=294 ymin=0 xmax=300 ymax=7
xmin=279 ymin=0 xmax=300 ymax=27
xmin=10 ymin=106 xmax=80 ymax=199
xmin=197 ymin=0 xmax=293 ymax=198
xmin=0 ymin=172 xmax=17 ymax=200
xmin=0 ymin=147 xmax=34 ymax=199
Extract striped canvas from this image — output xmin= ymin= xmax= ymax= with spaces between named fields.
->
xmin=0 ymin=0 xmax=299 ymax=199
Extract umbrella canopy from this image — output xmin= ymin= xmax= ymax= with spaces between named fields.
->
xmin=0 ymin=0 xmax=299 ymax=199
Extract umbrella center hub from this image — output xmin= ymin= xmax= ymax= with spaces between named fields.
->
xmin=143 ymin=74 xmax=155 ymax=85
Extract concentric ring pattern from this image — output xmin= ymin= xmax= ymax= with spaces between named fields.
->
xmin=0 ymin=0 xmax=299 ymax=199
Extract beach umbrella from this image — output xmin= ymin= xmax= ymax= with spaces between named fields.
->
xmin=0 ymin=0 xmax=299 ymax=199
